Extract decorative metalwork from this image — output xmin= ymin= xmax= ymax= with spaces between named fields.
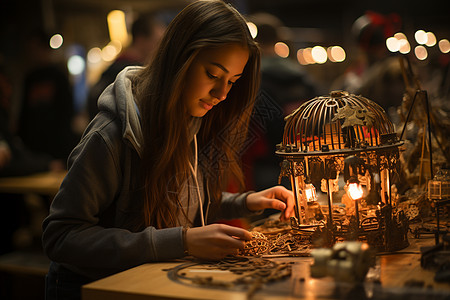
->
xmin=240 ymin=220 xmax=312 ymax=257
xmin=278 ymin=90 xmax=399 ymax=155
xmin=275 ymin=90 xmax=409 ymax=252
xmin=165 ymin=256 xmax=291 ymax=299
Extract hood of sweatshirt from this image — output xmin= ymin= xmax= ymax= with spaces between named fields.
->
xmin=97 ymin=66 xmax=144 ymax=157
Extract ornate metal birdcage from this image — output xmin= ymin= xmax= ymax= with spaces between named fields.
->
xmin=277 ymin=90 xmax=409 ymax=252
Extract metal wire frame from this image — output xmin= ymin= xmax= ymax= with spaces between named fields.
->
xmin=279 ymin=91 xmax=397 ymax=156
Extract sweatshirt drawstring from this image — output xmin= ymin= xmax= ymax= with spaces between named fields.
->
xmin=188 ymin=134 xmax=205 ymax=227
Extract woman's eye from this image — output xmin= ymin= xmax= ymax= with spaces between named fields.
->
xmin=206 ymin=71 xmax=217 ymax=79
xmin=228 ymin=80 xmax=236 ymax=86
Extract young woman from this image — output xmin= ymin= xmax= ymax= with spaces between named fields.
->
xmin=42 ymin=0 xmax=294 ymax=298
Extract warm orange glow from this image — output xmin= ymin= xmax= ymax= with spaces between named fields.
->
xmin=386 ymin=37 xmax=400 ymax=52
xmin=87 ymin=47 xmax=102 ymax=64
xmin=247 ymin=22 xmax=257 ymax=39
xmin=49 ymin=34 xmax=63 ymax=49
xmin=425 ymin=32 xmax=436 ymax=47
xmin=297 ymin=49 xmax=308 ymax=65
xmin=415 ymin=30 xmax=427 ymax=45
xmin=398 ymin=39 xmax=411 ymax=54
xmin=361 ymin=242 xmax=369 ymax=250
xmin=311 ymin=46 xmax=327 ymax=64
xmin=329 ymin=46 xmax=345 ymax=62
xmin=414 ymin=45 xmax=428 ymax=60
xmin=394 ymin=32 xmax=407 ymax=41
xmin=304 ymin=183 xmax=317 ymax=202
xmin=274 ymin=42 xmax=289 ymax=58
xmin=347 ymin=182 xmax=363 ymax=200
xmin=438 ymin=39 xmax=450 ymax=53
xmin=107 ymin=10 xmax=129 ymax=46
xmin=101 ymin=44 xmax=118 ymax=62
xmin=303 ymin=47 xmax=315 ymax=64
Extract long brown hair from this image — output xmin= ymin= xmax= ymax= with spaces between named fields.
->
xmin=133 ymin=0 xmax=260 ymax=228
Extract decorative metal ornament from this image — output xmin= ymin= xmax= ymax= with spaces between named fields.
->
xmin=276 ymin=90 xmax=409 ymax=252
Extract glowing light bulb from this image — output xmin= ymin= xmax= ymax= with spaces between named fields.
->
xmin=304 ymin=183 xmax=317 ymax=202
xmin=347 ymin=182 xmax=363 ymax=200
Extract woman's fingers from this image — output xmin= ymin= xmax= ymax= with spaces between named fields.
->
xmin=220 ymin=224 xmax=252 ymax=240
xmin=186 ymin=224 xmax=251 ymax=260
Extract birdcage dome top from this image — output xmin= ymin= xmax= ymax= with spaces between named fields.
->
xmin=276 ymin=90 xmax=402 ymax=157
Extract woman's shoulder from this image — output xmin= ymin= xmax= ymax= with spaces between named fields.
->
xmin=77 ymin=112 xmax=126 ymax=154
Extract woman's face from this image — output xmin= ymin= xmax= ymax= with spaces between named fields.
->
xmin=183 ymin=43 xmax=249 ymax=117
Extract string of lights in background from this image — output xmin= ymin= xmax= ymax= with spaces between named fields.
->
xmin=247 ymin=20 xmax=450 ymax=65
xmin=45 ymin=9 xmax=128 ymax=79
xmin=44 ymin=10 xmax=449 ymax=77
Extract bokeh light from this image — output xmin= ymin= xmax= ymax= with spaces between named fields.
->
xmin=415 ymin=30 xmax=428 ymax=45
xmin=87 ymin=47 xmax=102 ymax=64
xmin=398 ymin=39 xmax=411 ymax=54
xmin=247 ymin=22 xmax=257 ymax=39
xmin=386 ymin=37 xmax=400 ymax=52
xmin=414 ymin=45 xmax=428 ymax=60
xmin=274 ymin=42 xmax=289 ymax=58
xmin=394 ymin=32 xmax=407 ymax=41
xmin=107 ymin=10 xmax=129 ymax=45
xmin=67 ymin=55 xmax=85 ymax=75
xmin=297 ymin=49 xmax=308 ymax=65
xmin=49 ymin=34 xmax=63 ymax=49
xmin=438 ymin=39 xmax=450 ymax=53
xmin=329 ymin=46 xmax=345 ymax=62
xmin=101 ymin=44 xmax=118 ymax=62
xmin=425 ymin=32 xmax=436 ymax=47
xmin=311 ymin=46 xmax=327 ymax=64
xmin=302 ymin=48 xmax=315 ymax=64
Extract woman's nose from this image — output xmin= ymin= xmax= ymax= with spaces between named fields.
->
xmin=211 ymin=81 xmax=228 ymax=102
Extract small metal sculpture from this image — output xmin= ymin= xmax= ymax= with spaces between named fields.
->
xmin=310 ymin=241 xmax=375 ymax=282
xmin=276 ymin=90 xmax=409 ymax=252
xmin=428 ymin=166 xmax=450 ymax=244
xmin=239 ymin=223 xmax=312 ymax=257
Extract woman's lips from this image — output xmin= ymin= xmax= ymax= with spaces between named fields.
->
xmin=200 ymin=100 xmax=214 ymax=110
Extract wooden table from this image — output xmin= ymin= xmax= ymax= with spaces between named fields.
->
xmin=0 ymin=171 xmax=66 ymax=197
xmin=82 ymin=236 xmax=450 ymax=300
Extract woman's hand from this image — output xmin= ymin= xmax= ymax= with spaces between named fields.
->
xmin=186 ymin=224 xmax=252 ymax=260
xmin=246 ymin=186 xmax=295 ymax=221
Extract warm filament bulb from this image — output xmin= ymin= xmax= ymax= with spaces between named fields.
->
xmin=347 ymin=182 xmax=363 ymax=200
xmin=304 ymin=183 xmax=317 ymax=202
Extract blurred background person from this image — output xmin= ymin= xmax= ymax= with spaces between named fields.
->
xmin=17 ymin=29 xmax=78 ymax=164
xmin=86 ymin=13 xmax=166 ymax=121
xmin=1 ymin=61 xmax=64 ymax=256
xmin=331 ymin=11 xmax=405 ymax=121
xmin=1 ymin=60 xmax=64 ymax=177
xmin=242 ymin=12 xmax=321 ymax=192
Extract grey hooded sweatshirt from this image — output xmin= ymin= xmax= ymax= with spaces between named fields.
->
xmin=42 ymin=66 xmax=256 ymax=280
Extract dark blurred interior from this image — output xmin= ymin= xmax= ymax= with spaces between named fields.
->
xmin=1 ymin=0 xmax=448 ymax=122
xmin=0 ymin=0 xmax=448 ymax=299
